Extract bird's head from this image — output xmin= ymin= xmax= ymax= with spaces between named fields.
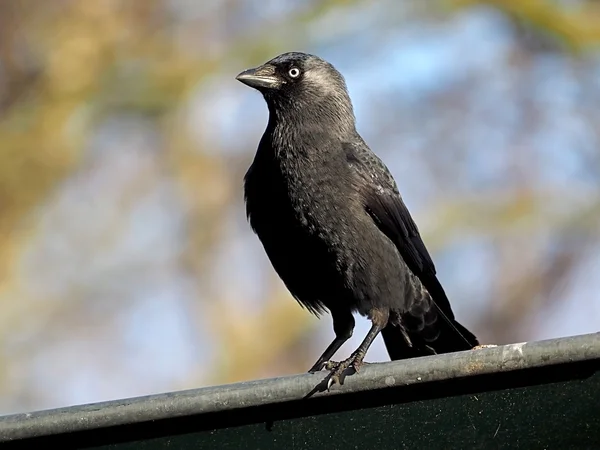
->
xmin=236 ymin=52 xmax=355 ymax=129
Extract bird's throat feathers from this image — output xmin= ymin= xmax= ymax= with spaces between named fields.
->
xmin=265 ymin=92 xmax=356 ymax=156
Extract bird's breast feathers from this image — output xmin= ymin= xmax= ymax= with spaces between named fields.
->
xmin=245 ymin=152 xmax=364 ymax=234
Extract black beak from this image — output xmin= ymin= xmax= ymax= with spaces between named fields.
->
xmin=236 ymin=64 xmax=280 ymax=90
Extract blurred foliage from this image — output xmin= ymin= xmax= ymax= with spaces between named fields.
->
xmin=449 ymin=0 xmax=600 ymax=52
xmin=0 ymin=0 xmax=598 ymax=414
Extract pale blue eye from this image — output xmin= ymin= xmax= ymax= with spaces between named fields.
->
xmin=288 ymin=68 xmax=300 ymax=78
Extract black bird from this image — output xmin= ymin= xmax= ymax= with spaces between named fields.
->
xmin=236 ymin=52 xmax=479 ymax=387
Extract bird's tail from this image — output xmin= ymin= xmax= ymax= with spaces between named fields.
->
xmin=428 ymin=315 xmax=479 ymax=354
xmin=381 ymin=316 xmax=478 ymax=361
xmin=381 ymin=324 xmax=422 ymax=361
xmin=381 ymin=271 xmax=478 ymax=361
xmin=422 ymin=273 xmax=479 ymax=353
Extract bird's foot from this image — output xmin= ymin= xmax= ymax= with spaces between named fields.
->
xmin=307 ymin=360 xmax=327 ymax=374
xmin=323 ymin=352 xmax=366 ymax=390
xmin=472 ymin=344 xmax=498 ymax=350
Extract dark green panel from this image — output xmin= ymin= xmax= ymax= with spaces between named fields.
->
xmin=94 ymin=371 xmax=600 ymax=450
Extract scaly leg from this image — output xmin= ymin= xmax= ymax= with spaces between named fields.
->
xmin=325 ymin=308 xmax=389 ymax=389
xmin=308 ymin=310 xmax=355 ymax=373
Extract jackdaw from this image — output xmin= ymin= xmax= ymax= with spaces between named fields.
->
xmin=236 ymin=52 xmax=479 ymax=387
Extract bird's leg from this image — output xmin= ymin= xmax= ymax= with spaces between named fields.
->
xmin=325 ymin=308 xmax=389 ymax=389
xmin=308 ymin=310 xmax=355 ymax=373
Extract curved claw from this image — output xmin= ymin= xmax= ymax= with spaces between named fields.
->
xmin=308 ymin=360 xmax=330 ymax=373
xmin=327 ymin=375 xmax=338 ymax=391
xmin=325 ymin=361 xmax=353 ymax=390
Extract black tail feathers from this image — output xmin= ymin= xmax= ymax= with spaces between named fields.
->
xmin=381 ymin=317 xmax=478 ymax=361
xmin=381 ymin=324 xmax=422 ymax=361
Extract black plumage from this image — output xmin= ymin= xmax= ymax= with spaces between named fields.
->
xmin=236 ymin=52 xmax=478 ymax=386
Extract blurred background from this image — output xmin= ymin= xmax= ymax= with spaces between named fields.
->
xmin=0 ymin=0 xmax=599 ymax=415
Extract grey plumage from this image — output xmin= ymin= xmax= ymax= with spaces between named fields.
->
xmin=237 ymin=52 xmax=478 ymax=386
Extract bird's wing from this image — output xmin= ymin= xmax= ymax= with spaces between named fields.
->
xmin=344 ymin=140 xmax=478 ymax=353
xmin=343 ymin=141 xmax=455 ymax=317
xmin=365 ymin=186 xmax=436 ymax=275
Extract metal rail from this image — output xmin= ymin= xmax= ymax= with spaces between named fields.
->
xmin=1 ymin=332 xmax=598 ymax=442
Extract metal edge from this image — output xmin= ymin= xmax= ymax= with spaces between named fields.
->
xmin=0 ymin=332 xmax=598 ymax=442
